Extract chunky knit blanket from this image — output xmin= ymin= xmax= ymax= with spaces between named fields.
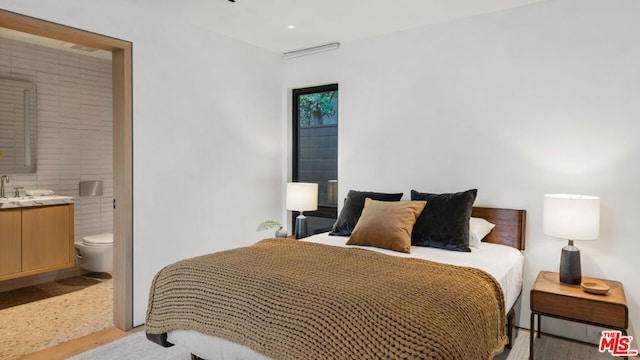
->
xmin=146 ymin=238 xmax=506 ymax=360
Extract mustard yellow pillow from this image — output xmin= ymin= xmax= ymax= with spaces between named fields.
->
xmin=346 ymin=198 xmax=427 ymax=253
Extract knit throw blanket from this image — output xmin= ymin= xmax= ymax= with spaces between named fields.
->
xmin=146 ymin=238 xmax=507 ymax=360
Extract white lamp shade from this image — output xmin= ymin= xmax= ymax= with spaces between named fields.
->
xmin=286 ymin=183 xmax=318 ymax=212
xmin=543 ymin=194 xmax=600 ymax=240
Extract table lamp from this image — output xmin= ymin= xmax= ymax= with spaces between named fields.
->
xmin=543 ymin=194 xmax=600 ymax=284
xmin=286 ymin=182 xmax=318 ymax=239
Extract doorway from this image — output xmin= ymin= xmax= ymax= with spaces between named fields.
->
xmin=0 ymin=10 xmax=133 ymax=330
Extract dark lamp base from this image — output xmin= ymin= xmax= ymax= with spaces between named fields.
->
xmin=294 ymin=213 xmax=307 ymax=239
xmin=559 ymin=240 xmax=581 ymax=285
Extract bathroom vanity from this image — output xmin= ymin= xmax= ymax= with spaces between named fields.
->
xmin=0 ymin=198 xmax=74 ymax=281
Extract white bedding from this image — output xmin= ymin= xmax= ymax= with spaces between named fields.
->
xmin=302 ymin=232 xmax=524 ymax=313
xmin=168 ymin=234 xmax=524 ymax=359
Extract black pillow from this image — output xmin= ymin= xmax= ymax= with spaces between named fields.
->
xmin=410 ymin=189 xmax=477 ymax=252
xmin=329 ymin=190 xmax=404 ymax=236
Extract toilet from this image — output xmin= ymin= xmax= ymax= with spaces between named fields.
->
xmin=75 ymin=233 xmax=113 ymax=273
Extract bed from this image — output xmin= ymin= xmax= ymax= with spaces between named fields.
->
xmin=146 ymin=205 xmax=526 ymax=360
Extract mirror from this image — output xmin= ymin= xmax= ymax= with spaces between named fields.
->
xmin=0 ymin=78 xmax=37 ymax=173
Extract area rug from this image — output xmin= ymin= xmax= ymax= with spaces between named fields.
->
xmin=68 ymin=331 xmax=190 ymax=360
xmin=69 ymin=328 xmax=615 ymax=360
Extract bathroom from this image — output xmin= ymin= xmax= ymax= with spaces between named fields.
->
xmin=0 ymin=28 xmax=114 ymax=358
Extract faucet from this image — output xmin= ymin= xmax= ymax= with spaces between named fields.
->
xmin=0 ymin=175 xmax=9 ymax=199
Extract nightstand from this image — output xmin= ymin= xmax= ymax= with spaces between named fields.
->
xmin=529 ymin=271 xmax=629 ymax=359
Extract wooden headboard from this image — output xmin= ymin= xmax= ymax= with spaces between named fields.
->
xmin=471 ymin=207 xmax=526 ymax=250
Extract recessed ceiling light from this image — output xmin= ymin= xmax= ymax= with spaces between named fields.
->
xmin=287 ymin=25 xmax=296 ymax=29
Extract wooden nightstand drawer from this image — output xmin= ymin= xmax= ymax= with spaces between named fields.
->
xmin=531 ymin=291 xmax=627 ymax=328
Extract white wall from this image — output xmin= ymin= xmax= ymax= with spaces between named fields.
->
xmin=285 ymin=0 xmax=640 ymax=345
xmin=0 ymin=0 xmax=285 ymax=325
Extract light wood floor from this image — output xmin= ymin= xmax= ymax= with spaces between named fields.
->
xmin=16 ymin=326 xmax=140 ymax=360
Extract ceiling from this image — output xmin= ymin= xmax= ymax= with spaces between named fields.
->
xmin=0 ymin=0 xmax=544 ymax=57
xmin=137 ymin=0 xmax=545 ymax=53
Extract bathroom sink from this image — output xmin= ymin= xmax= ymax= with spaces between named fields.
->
xmin=0 ymin=195 xmax=74 ymax=208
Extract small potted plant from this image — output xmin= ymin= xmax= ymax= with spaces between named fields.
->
xmin=257 ymin=220 xmax=288 ymax=238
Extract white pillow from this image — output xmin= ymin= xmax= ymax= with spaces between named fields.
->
xmin=469 ymin=217 xmax=496 ymax=248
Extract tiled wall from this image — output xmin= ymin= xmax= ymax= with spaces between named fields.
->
xmin=0 ymin=36 xmax=112 ymax=286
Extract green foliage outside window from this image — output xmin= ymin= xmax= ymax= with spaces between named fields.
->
xmin=298 ymin=91 xmax=337 ymax=126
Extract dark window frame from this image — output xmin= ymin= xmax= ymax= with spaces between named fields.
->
xmin=292 ymin=83 xmax=338 ymax=222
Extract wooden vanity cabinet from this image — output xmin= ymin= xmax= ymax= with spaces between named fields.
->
xmin=22 ymin=204 xmax=74 ymax=273
xmin=0 ymin=203 xmax=74 ymax=281
xmin=0 ymin=209 xmax=22 ymax=277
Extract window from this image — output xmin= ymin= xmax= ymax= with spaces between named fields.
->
xmin=292 ymin=84 xmax=338 ymax=235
